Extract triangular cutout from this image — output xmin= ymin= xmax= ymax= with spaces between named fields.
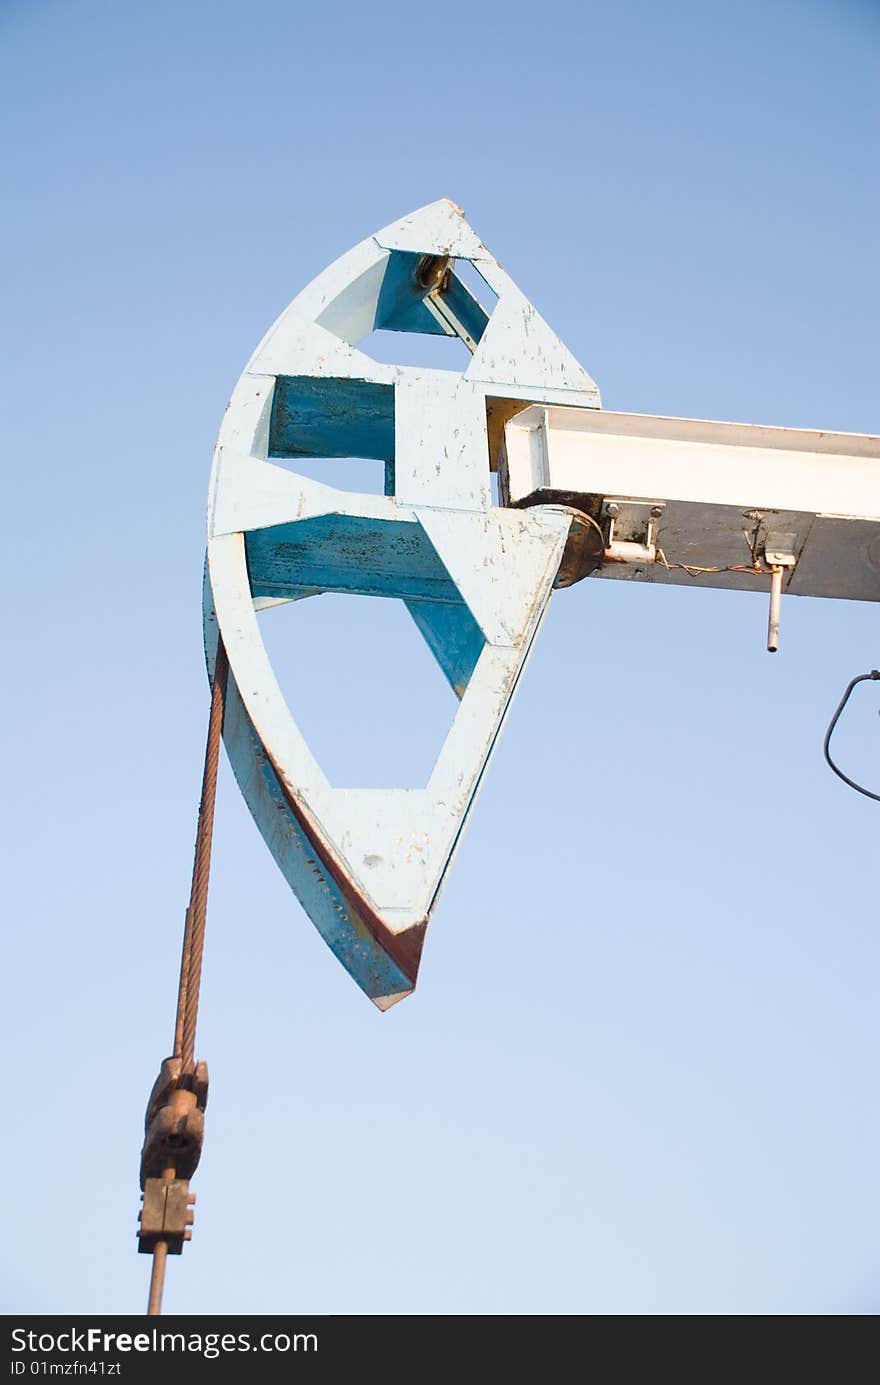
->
xmin=206 ymin=504 xmax=571 ymax=1003
xmin=257 ymin=593 xmax=460 ymax=788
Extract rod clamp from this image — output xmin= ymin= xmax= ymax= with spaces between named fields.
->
xmin=138 ymin=1179 xmax=196 ymax=1256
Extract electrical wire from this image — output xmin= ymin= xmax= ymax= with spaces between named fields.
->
xmin=823 ymin=670 xmax=880 ymax=802
xmin=654 ymin=522 xmax=772 ymax=580
xmin=655 ymin=547 xmax=765 ymax=579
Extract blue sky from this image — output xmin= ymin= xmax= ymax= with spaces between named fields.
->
xmin=2 ymin=0 xmax=878 ymax=1314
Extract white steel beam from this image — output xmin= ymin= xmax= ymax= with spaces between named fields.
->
xmin=501 ymin=405 xmax=880 ymax=601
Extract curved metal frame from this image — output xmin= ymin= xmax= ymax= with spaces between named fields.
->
xmin=204 ymin=199 xmax=601 ymax=1007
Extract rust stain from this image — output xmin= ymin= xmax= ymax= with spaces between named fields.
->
xmin=267 ymin=748 xmax=427 ymax=987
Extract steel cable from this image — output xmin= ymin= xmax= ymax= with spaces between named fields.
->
xmin=177 ymin=639 xmax=228 ymax=1066
xmin=146 ymin=640 xmax=228 ymax=1315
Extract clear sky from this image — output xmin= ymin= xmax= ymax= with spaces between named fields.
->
xmin=2 ymin=0 xmax=878 ymax=1315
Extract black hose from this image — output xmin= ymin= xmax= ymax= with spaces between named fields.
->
xmin=823 ymin=670 xmax=880 ymax=802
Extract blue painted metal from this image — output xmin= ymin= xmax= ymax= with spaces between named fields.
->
xmin=245 ymin=514 xmax=459 ymax=602
xmin=269 ymin=376 xmax=395 ymax=460
xmin=205 ymin=199 xmax=601 ymax=1008
xmin=403 ymin=599 xmax=485 ymax=698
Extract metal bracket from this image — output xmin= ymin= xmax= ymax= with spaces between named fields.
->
xmin=763 ymin=531 xmax=798 ymax=568
xmin=601 ymin=498 xmax=665 ymax=566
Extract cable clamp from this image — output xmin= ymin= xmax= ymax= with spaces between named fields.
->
xmin=139 ymin=1056 xmax=208 ymax=1187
